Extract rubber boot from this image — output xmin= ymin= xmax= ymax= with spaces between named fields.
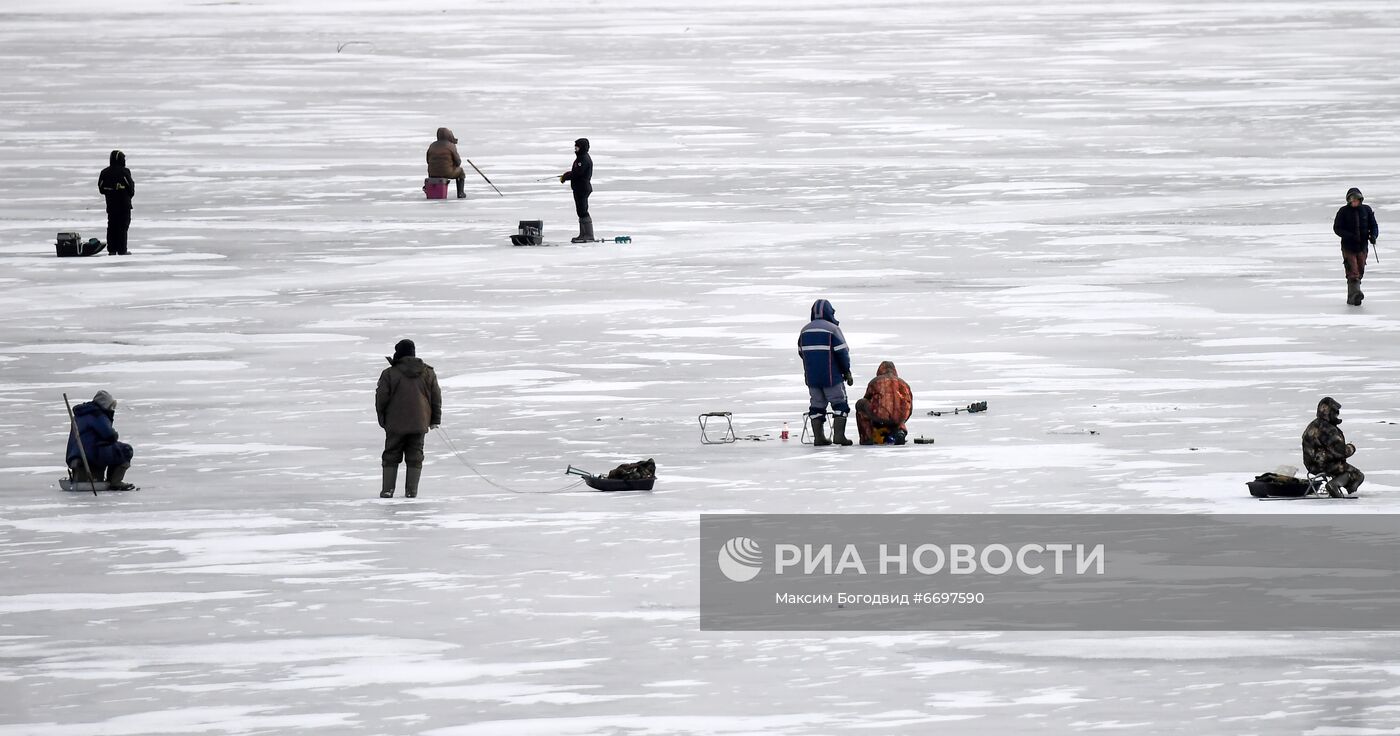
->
xmin=811 ymin=415 xmax=831 ymax=446
xmin=105 ymin=464 xmax=136 ymax=491
xmin=405 ymin=466 xmax=422 ymax=498
xmin=1347 ymin=280 xmax=1360 ymax=306
xmin=572 ymin=216 xmax=593 ymax=243
xmin=380 ymin=464 xmax=397 ymax=498
xmin=456 ymin=175 xmax=467 ymax=199
xmin=1356 ymin=281 xmax=1365 ymax=304
xmin=832 ymin=416 xmax=854 ymax=446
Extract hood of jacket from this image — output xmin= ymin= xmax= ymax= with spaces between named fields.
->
xmin=437 ymin=127 xmax=457 ymax=144
xmin=1316 ymin=396 xmax=1342 ymax=425
xmin=109 ymin=149 xmax=125 ymax=167
xmin=73 ymin=401 xmax=113 ymax=421
xmin=810 ymin=299 xmax=838 ymax=325
xmin=1346 ymin=187 xmax=1364 ymax=203
xmin=876 ymin=360 xmax=898 ymax=377
xmin=387 ymin=355 xmax=429 ymax=378
xmin=574 ymin=137 xmax=590 ymax=153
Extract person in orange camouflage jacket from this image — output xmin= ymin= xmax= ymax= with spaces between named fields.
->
xmin=855 ymin=361 xmax=913 ymax=445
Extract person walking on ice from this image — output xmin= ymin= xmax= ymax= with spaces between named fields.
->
xmin=1332 ymin=187 xmax=1378 ymax=305
xmin=799 ymin=299 xmax=854 ymax=446
xmin=376 ymin=339 xmax=442 ymax=498
xmin=559 ymin=138 xmax=593 ymax=243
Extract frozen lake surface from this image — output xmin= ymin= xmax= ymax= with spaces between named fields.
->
xmin=2 ymin=0 xmax=1399 ymax=733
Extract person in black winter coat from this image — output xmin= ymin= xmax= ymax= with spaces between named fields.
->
xmin=1332 ymin=187 xmax=1379 ymax=305
xmin=559 ymin=138 xmax=594 ymax=242
xmin=375 ymin=339 xmax=442 ymax=498
xmin=97 ymin=150 xmax=135 ymax=255
xmin=65 ymin=390 xmax=136 ymax=490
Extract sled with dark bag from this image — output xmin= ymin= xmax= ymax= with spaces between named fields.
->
xmin=1245 ymin=472 xmax=1351 ymax=500
xmin=565 ymin=461 xmax=656 ymax=491
xmin=511 ymin=220 xmax=544 ymax=246
xmin=55 ymin=232 xmax=105 ymax=257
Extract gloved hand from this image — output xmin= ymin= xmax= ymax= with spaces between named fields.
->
xmin=1371 ymin=237 xmax=1377 ymax=245
xmin=559 ymin=174 xmax=567 ymax=183
xmin=1346 ymin=443 xmax=1356 ymax=457
xmin=843 ymin=371 xmax=854 ymax=386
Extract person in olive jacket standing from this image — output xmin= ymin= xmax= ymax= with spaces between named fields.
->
xmin=559 ymin=137 xmax=594 ymax=242
xmin=1332 ymin=187 xmax=1379 ymax=305
xmin=97 ymin=150 xmax=135 ymax=255
xmin=376 ymin=339 xmax=442 ymax=498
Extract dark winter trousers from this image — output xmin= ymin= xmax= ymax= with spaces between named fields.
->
xmin=808 ymin=384 xmax=850 ymax=418
xmin=1343 ymin=248 xmax=1368 ymax=282
xmin=107 ymin=208 xmax=130 ymax=255
xmin=382 ymin=431 xmax=425 ymax=468
xmin=573 ymin=189 xmax=591 ymax=218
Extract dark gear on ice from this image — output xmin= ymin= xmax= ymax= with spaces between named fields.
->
xmin=66 ymin=390 xmax=136 ymax=490
xmin=799 ymin=299 xmax=854 ymax=446
xmin=97 ymin=150 xmax=134 ymax=255
xmin=1301 ymin=396 xmax=1364 ymax=497
xmin=559 ymin=138 xmax=594 ymax=242
xmin=376 ymin=339 xmax=443 ymax=498
xmin=855 ymin=361 xmax=914 ymax=445
xmin=1332 ymin=188 xmax=1378 ymax=305
xmin=426 ymin=127 xmax=467 ymax=198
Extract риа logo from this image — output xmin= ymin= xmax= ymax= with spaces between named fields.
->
xmin=718 ymin=537 xmax=763 ymax=582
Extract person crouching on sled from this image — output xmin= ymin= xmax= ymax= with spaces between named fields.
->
xmin=66 ymin=390 xmax=136 ymax=490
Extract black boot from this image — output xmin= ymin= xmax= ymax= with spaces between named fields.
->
xmin=1347 ymin=281 xmax=1360 ymax=306
xmin=811 ymin=416 xmax=831 ymax=446
xmin=832 ymin=416 xmax=854 ymax=446
xmin=405 ymin=466 xmax=422 ymax=498
xmin=1356 ymin=281 xmax=1365 ymax=304
xmin=380 ymin=464 xmax=397 ymax=498
xmin=105 ymin=464 xmax=136 ymax=491
xmin=572 ymin=216 xmax=593 ymax=243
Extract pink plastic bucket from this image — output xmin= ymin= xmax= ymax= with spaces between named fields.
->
xmin=423 ymin=178 xmax=449 ymax=199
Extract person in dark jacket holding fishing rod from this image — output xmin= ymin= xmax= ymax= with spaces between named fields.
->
xmin=376 ymin=339 xmax=442 ymax=498
xmin=1333 ymin=187 xmax=1378 ymax=305
xmin=66 ymin=390 xmax=136 ymax=490
xmin=559 ymin=138 xmax=593 ymax=242
xmin=97 ymin=150 xmax=134 ymax=255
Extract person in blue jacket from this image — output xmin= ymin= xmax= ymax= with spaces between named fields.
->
xmin=66 ymin=390 xmax=136 ymax=489
xmin=798 ymin=299 xmax=854 ymax=446
xmin=1333 ymin=187 xmax=1379 ymax=305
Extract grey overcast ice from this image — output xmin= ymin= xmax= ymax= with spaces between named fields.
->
xmin=2 ymin=0 xmax=1400 ymax=733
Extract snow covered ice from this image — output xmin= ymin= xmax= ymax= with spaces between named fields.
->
xmin=2 ymin=0 xmax=1400 ymax=733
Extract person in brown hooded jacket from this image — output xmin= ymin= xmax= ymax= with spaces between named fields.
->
xmin=855 ymin=361 xmax=913 ymax=445
xmin=426 ymin=127 xmax=466 ymax=198
xmin=1301 ymin=396 xmax=1364 ymax=497
xmin=376 ymin=339 xmax=443 ymax=498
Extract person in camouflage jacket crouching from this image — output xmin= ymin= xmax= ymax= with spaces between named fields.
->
xmin=1301 ymin=396 xmax=1364 ymax=497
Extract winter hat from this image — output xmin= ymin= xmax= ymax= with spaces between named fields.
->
xmin=110 ymin=150 xmax=125 ymax=167
xmin=92 ymin=390 xmax=118 ymax=411
xmin=393 ymin=339 xmax=416 ymax=359
xmin=1347 ymin=187 xmax=1364 ymax=202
